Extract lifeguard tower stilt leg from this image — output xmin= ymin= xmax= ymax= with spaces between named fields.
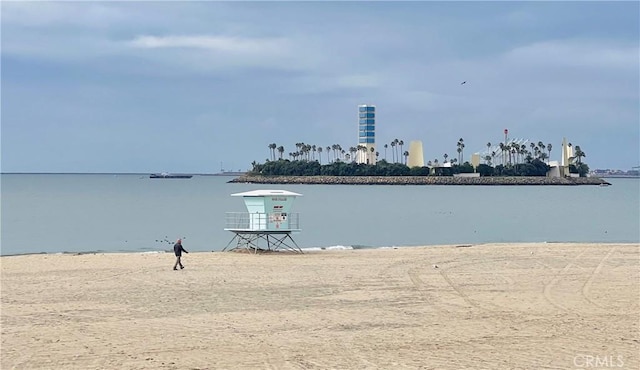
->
xmin=223 ymin=231 xmax=302 ymax=253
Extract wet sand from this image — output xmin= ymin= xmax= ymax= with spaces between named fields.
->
xmin=1 ymin=243 xmax=638 ymax=369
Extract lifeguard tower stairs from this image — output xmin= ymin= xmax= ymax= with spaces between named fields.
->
xmin=223 ymin=190 xmax=303 ymax=253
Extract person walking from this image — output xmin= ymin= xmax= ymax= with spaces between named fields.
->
xmin=173 ymin=239 xmax=188 ymax=270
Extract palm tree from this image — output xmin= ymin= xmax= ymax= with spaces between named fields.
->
xmin=399 ymin=140 xmax=404 ymax=160
xmin=304 ymin=144 xmax=312 ymax=160
xmin=277 ymin=146 xmax=284 ymax=160
xmin=574 ymin=145 xmax=585 ymax=164
xmin=349 ymin=147 xmax=357 ymax=162
xmin=356 ymin=146 xmax=364 ymax=164
xmin=317 ymin=146 xmax=323 ymax=164
xmin=546 ymin=143 xmax=552 ymax=163
xmin=457 ymin=138 xmax=465 ymax=164
xmin=268 ymin=143 xmax=277 ymax=160
xmin=384 ymin=144 xmax=388 ymax=161
xmin=539 ymin=152 xmax=548 ymax=162
xmin=514 ymin=143 xmax=520 ymax=164
xmin=443 ymin=153 xmax=449 ymax=163
xmin=326 ymin=146 xmax=331 ymax=163
xmin=393 ymin=139 xmax=400 ymax=162
xmin=403 ymin=151 xmax=409 ymax=165
xmin=370 ymin=147 xmax=375 ymax=164
xmin=390 ymin=141 xmax=397 ymax=163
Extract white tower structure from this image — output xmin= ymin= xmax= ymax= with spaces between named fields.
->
xmin=357 ymin=105 xmax=376 ymax=164
xmin=560 ymin=137 xmax=574 ymax=177
xmin=407 ymin=140 xmax=425 ymax=167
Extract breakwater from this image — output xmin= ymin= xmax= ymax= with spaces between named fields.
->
xmin=228 ymin=175 xmax=611 ymax=186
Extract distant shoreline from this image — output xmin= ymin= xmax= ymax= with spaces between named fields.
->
xmin=228 ymin=175 xmax=611 ymax=186
xmin=5 ymin=240 xmax=640 ymax=257
xmin=0 ymin=172 xmax=245 ymax=176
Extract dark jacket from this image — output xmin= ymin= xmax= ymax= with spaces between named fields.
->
xmin=173 ymin=243 xmax=187 ymax=256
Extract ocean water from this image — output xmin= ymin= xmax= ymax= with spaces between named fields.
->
xmin=1 ymin=174 xmax=638 ymax=255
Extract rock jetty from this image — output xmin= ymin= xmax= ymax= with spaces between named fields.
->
xmin=228 ymin=175 xmax=611 ymax=186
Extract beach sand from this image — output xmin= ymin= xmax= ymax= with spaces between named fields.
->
xmin=1 ymin=243 xmax=638 ymax=369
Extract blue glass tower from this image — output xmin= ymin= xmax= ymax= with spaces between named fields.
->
xmin=357 ymin=104 xmax=376 ymax=164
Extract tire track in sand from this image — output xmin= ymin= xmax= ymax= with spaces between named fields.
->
xmin=542 ymin=248 xmax=589 ymax=313
xmin=581 ymin=246 xmax=617 ymax=311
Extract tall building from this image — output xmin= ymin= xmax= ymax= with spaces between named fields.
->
xmin=357 ymin=104 xmax=376 ymax=164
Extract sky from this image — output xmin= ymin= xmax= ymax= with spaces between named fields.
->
xmin=1 ymin=1 xmax=638 ymax=173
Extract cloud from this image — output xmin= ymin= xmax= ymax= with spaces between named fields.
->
xmin=505 ymin=39 xmax=638 ymax=70
xmin=122 ymin=34 xmax=302 ymax=73
xmin=127 ymin=35 xmax=290 ymax=55
xmin=1 ymin=1 xmax=127 ymax=29
xmin=334 ymin=74 xmax=381 ymax=89
xmin=119 ymin=34 xmax=317 ymax=75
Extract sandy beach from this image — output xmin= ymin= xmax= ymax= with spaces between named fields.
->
xmin=1 ymin=243 xmax=638 ymax=369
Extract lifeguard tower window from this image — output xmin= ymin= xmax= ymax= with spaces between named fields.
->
xmin=224 ymin=190 xmax=303 ymax=253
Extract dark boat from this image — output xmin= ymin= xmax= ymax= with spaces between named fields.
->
xmin=150 ymin=172 xmax=193 ymax=179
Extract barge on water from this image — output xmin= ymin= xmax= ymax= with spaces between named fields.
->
xmin=149 ymin=172 xmax=193 ymax=179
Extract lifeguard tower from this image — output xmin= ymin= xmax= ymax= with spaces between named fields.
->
xmin=223 ymin=190 xmax=303 ymax=253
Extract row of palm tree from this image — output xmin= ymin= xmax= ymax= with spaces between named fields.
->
xmin=268 ymin=139 xmax=410 ymax=165
xmin=268 ymin=138 xmax=586 ymax=168
xmin=382 ymin=139 xmax=405 ymax=163
xmin=488 ymin=141 xmax=553 ymax=166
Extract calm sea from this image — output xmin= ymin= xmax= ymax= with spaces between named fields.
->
xmin=1 ymin=174 xmax=638 ymax=255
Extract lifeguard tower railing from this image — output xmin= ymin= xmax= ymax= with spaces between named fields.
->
xmin=225 ymin=212 xmax=300 ymax=231
xmin=223 ymin=212 xmax=302 ymax=253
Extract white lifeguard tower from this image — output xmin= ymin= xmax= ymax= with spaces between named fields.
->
xmin=223 ymin=190 xmax=303 ymax=253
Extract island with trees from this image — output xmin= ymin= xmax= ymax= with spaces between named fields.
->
xmin=230 ymin=139 xmax=608 ymax=186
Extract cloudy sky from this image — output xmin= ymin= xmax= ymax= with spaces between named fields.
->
xmin=2 ymin=1 xmax=638 ymax=173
